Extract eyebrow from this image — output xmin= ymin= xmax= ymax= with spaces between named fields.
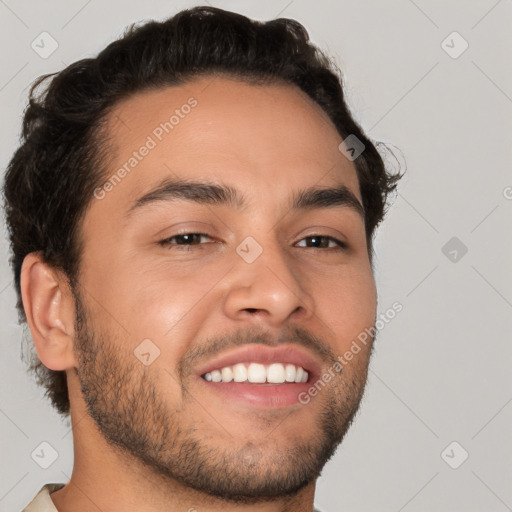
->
xmin=125 ymin=178 xmax=365 ymax=219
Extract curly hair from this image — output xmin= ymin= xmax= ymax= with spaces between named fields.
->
xmin=2 ymin=6 xmax=402 ymax=417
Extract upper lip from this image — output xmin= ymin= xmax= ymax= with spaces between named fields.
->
xmin=195 ymin=343 xmax=323 ymax=380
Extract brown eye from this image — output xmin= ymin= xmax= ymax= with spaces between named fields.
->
xmin=295 ymin=235 xmax=346 ymax=250
xmin=159 ymin=233 xmax=212 ymax=248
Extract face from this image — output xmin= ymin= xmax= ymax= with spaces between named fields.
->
xmin=72 ymin=76 xmax=377 ymax=501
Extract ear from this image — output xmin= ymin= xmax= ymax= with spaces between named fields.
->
xmin=20 ymin=252 xmax=77 ymax=371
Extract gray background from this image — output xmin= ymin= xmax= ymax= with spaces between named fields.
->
xmin=1 ymin=1 xmax=511 ymax=510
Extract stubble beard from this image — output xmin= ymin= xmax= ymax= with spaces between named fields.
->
xmin=72 ymin=290 xmax=372 ymax=503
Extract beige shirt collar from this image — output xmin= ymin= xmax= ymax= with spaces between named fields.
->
xmin=22 ymin=483 xmax=64 ymax=512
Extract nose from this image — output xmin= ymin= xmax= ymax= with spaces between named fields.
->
xmin=222 ymin=238 xmax=315 ymax=328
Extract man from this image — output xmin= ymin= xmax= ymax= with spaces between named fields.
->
xmin=3 ymin=6 xmax=400 ymax=512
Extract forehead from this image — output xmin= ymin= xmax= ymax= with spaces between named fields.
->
xmin=98 ymin=76 xmax=361 ymax=216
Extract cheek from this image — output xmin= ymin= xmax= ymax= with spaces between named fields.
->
xmin=99 ymin=261 xmax=227 ymax=371
xmin=317 ymin=268 xmax=377 ymax=354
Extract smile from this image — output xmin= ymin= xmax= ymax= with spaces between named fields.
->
xmin=202 ymin=362 xmax=309 ymax=384
xmin=196 ymin=344 xmax=321 ymax=407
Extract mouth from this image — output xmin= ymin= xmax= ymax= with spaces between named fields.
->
xmin=195 ymin=344 xmax=322 ymax=408
xmin=202 ymin=362 xmax=309 ymax=384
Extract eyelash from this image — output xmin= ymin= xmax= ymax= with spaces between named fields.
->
xmin=158 ymin=233 xmax=347 ymax=251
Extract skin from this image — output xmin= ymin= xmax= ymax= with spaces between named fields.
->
xmin=21 ymin=76 xmax=377 ymax=512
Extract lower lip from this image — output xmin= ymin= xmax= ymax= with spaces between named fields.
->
xmin=197 ymin=377 xmax=312 ymax=408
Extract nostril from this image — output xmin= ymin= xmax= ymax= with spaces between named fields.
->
xmin=246 ymin=308 xmax=258 ymax=314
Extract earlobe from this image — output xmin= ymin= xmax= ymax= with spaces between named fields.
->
xmin=20 ymin=252 xmax=77 ymax=371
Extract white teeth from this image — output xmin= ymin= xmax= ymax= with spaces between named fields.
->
xmin=267 ymin=363 xmax=286 ymax=384
xmin=203 ymin=362 xmax=309 ymax=384
xmin=233 ymin=363 xmax=248 ymax=382
xmin=285 ymin=364 xmax=296 ymax=382
xmin=248 ymin=363 xmax=267 ymax=383
xmin=221 ymin=366 xmax=233 ymax=382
